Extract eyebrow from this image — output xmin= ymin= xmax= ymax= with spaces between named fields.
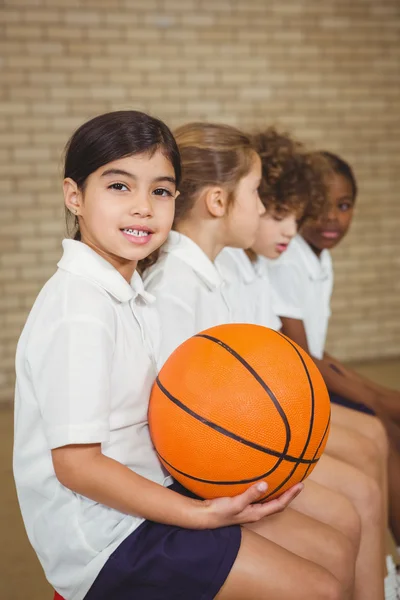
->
xmin=101 ymin=168 xmax=176 ymax=186
xmin=337 ymin=195 xmax=354 ymax=202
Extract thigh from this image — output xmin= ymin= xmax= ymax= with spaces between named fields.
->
xmin=217 ymin=527 xmax=342 ymax=600
xmin=330 ymin=404 xmax=388 ymax=458
xmin=326 ymin=422 xmax=385 ymax=481
xmin=290 ymin=478 xmax=361 ymax=550
xmin=310 ymin=453 xmax=383 ymax=520
xmin=245 ymin=506 xmax=354 ymax=583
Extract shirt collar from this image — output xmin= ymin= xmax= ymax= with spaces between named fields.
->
xmin=253 ymin=255 xmax=271 ymax=279
xmin=58 ymin=239 xmax=155 ymax=304
xmin=161 ymin=231 xmax=223 ymax=290
xmin=296 ymin=235 xmax=332 ymax=281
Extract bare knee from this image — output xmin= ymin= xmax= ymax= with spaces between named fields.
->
xmin=334 ymin=498 xmax=361 ymax=552
xmin=326 ymin=530 xmax=355 ymax=596
xmin=353 ymin=433 xmax=385 ymax=481
xmin=363 ymin=416 xmax=389 ymax=460
xmin=312 ymin=571 xmax=344 ymax=600
xmin=352 ymin=473 xmax=383 ymax=524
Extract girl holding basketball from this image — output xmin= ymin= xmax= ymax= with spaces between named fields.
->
xmin=13 ymin=111 xmax=351 ymax=600
xmin=142 ymin=122 xmax=385 ymax=600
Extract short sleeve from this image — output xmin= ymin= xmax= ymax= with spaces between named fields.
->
xmin=27 ymin=317 xmax=115 ymax=449
xmin=268 ymin=262 xmax=304 ymax=320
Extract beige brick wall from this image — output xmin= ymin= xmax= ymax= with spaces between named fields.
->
xmin=1 ymin=0 xmax=400 ymax=403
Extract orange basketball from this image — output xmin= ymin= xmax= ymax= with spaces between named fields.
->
xmin=149 ymin=323 xmax=330 ymax=501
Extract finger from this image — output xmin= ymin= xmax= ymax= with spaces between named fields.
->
xmin=237 ymin=483 xmax=304 ymax=523
xmin=231 ymin=481 xmax=268 ymax=512
xmin=261 ymin=483 xmax=304 ymax=506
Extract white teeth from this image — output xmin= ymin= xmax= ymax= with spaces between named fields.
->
xmin=123 ymin=228 xmax=149 ymax=237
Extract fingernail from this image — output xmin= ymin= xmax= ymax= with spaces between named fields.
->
xmin=257 ymin=482 xmax=268 ymax=492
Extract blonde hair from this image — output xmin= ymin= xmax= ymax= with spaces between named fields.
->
xmin=138 ymin=122 xmax=256 ymax=273
xmin=172 ymin=122 xmax=256 ymax=225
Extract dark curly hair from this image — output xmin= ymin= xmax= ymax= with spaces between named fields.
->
xmin=251 ymin=128 xmax=329 ymax=224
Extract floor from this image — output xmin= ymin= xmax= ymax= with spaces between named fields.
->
xmin=1 ymin=358 xmax=400 ymax=599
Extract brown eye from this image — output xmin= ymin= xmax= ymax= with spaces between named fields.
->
xmin=153 ymin=188 xmax=173 ymax=197
xmin=109 ymin=183 xmax=128 ymax=191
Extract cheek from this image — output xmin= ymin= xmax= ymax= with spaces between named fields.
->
xmin=156 ymin=200 xmax=175 ymax=230
xmin=259 ymin=220 xmax=275 ymax=242
xmin=340 ymin=212 xmax=353 ymax=231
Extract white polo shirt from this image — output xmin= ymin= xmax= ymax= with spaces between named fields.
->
xmin=215 ymin=247 xmax=282 ymax=331
xmin=143 ymin=231 xmax=237 ymax=368
xmin=13 ymin=240 xmax=172 ymax=600
xmin=268 ymin=234 xmax=333 ymax=359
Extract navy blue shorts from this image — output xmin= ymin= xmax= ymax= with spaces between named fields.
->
xmin=84 ymin=482 xmax=241 ymax=600
xmin=329 ymin=392 xmax=375 ymax=416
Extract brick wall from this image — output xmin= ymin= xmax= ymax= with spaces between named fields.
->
xmin=1 ymin=0 xmax=400 ymax=403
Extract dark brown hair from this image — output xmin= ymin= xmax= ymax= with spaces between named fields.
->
xmin=251 ymin=128 xmax=328 ymax=224
xmin=319 ymin=151 xmax=357 ymax=201
xmin=64 ymin=110 xmax=181 ymax=240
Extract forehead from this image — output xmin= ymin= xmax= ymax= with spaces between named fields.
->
xmin=96 ymin=150 xmax=176 ymax=179
xmin=327 ymin=173 xmax=354 ymax=199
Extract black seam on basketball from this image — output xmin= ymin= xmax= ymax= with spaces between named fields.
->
xmin=194 ymin=333 xmax=291 ymax=457
xmin=260 ymin=332 xmax=317 ymax=499
xmin=302 ymin=412 xmax=331 ymax=481
xmin=156 ymin=377 xmax=319 ymax=466
xmin=157 ymin=450 xmax=287 ymax=485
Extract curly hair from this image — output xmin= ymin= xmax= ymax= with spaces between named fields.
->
xmin=251 ymin=128 xmax=329 ymax=224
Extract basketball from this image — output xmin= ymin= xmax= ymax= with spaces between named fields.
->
xmin=149 ymin=323 xmax=331 ymax=501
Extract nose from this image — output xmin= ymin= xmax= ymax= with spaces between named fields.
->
xmin=129 ymin=191 xmax=153 ymax=218
xmin=326 ymin=201 xmax=339 ymax=222
xmin=283 ymin=215 xmax=297 ymax=239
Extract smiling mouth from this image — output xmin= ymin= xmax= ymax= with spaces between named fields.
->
xmin=320 ymin=230 xmax=340 ymax=239
xmin=122 ymin=228 xmax=151 ymax=238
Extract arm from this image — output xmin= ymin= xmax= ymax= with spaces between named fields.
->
xmin=52 ymin=443 xmax=303 ymax=530
xmin=280 ymin=317 xmax=378 ymax=411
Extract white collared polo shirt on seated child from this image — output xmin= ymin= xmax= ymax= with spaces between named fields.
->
xmin=268 ymin=234 xmax=333 ymax=360
xmin=215 ymin=247 xmax=282 ymax=331
xmin=13 ymin=240 xmax=172 ymax=600
xmin=143 ymin=231 xmax=237 ymax=369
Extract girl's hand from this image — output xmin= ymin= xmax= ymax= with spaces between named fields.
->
xmin=199 ymin=481 xmax=304 ymax=529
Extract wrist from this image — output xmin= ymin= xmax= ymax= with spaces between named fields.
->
xmin=179 ymin=496 xmax=212 ymax=530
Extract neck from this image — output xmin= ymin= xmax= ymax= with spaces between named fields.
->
xmin=175 ymin=220 xmax=224 ymax=262
xmin=81 ymin=236 xmax=137 ymax=282
xmin=301 ymin=235 xmax=323 ymax=259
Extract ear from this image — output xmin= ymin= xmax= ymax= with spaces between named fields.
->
xmin=204 ymin=186 xmax=229 ymax=218
xmin=63 ymin=178 xmax=83 ymax=216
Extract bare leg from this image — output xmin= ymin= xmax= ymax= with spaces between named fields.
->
xmin=326 ymin=422 xmax=388 ymax=523
xmin=330 ymin=404 xmax=400 ymax=542
xmin=217 ymin=527 xmax=343 ymax=600
xmin=291 ymin=478 xmax=361 ymax=551
xmin=330 ymin=404 xmax=389 ymax=460
xmin=244 ymin=507 xmax=355 ymax=599
xmin=310 ymin=453 xmax=385 ymax=600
